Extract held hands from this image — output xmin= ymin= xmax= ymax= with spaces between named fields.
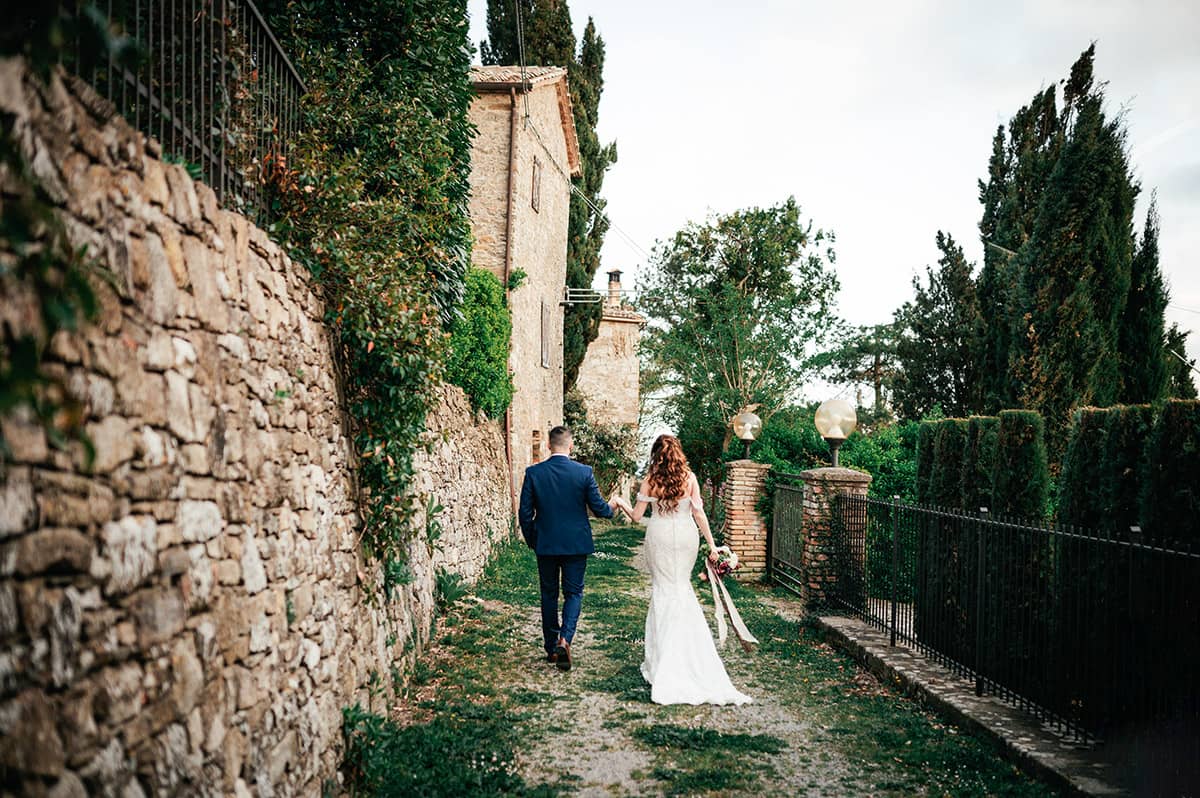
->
xmin=609 ymin=495 xmax=634 ymax=520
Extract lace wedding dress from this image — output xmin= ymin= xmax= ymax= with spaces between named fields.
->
xmin=640 ymin=493 xmax=752 ymax=705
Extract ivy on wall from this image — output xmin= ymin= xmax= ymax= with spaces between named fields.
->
xmin=446 ymin=269 xmax=513 ymax=419
xmin=259 ymin=0 xmax=476 ymax=594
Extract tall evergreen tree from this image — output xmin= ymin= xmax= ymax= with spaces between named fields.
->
xmin=892 ymin=232 xmax=984 ymax=419
xmin=1119 ymin=200 xmax=1168 ymax=403
xmin=482 ymin=1 xmax=618 ymax=391
xmin=976 ymin=87 xmax=1062 ymax=411
xmin=1165 ymin=322 xmax=1198 ymax=399
xmin=1016 ymin=49 xmax=1138 ymax=454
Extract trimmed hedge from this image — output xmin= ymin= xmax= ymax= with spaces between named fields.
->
xmin=915 ymin=421 xmax=936 ymax=504
xmin=1058 ymin=407 xmax=1114 ymax=529
xmin=960 ymin=415 xmax=999 ymax=514
xmin=928 ymin=419 xmax=970 ymax=509
xmin=991 ymin=410 xmax=1050 ymax=520
xmin=445 ymin=269 xmax=513 ymax=419
xmin=1100 ymin=404 xmax=1153 ymax=536
xmin=1141 ymin=399 xmax=1200 ymax=543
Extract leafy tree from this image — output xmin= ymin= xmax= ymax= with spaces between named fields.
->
xmin=562 ymin=389 xmax=637 ymax=495
xmin=638 ymin=198 xmax=839 ymax=482
xmin=810 ymin=323 xmax=899 ymax=416
xmin=482 ymin=1 xmax=618 ymax=391
xmin=1164 ymin=323 xmax=1198 ymax=399
xmin=1119 ymin=202 xmax=1168 ymax=403
xmin=892 ymin=232 xmax=983 ymax=420
xmin=446 ymin=269 xmax=513 ymax=418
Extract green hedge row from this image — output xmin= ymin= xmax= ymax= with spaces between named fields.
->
xmin=1058 ymin=399 xmax=1198 ymax=543
xmin=915 ymin=411 xmax=1049 ymax=520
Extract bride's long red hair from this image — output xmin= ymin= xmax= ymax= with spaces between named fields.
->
xmin=647 ymin=435 xmax=691 ymax=514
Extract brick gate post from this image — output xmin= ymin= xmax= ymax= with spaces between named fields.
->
xmin=799 ymin=467 xmax=872 ymax=609
xmin=722 ymin=460 xmax=773 ymax=578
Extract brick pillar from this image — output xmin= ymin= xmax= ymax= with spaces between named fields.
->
xmin=799 ymin=467 xmax=872 ymax=609
xmin=722 ymin=460 xmax=772 ymax=577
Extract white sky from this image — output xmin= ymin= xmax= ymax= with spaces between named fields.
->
xmin=467 ymin=0 xmax=1200 ymax=384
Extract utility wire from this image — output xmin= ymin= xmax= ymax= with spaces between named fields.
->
xmin=510 ymin=0 xmax=653 ymax=267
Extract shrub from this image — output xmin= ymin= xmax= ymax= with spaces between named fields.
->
xmin=1099 ymin=403 xmax=1152 ymax=536
xmin=928 ymin=419 xmax=970 ymax=509
xmin=1140 ymin=399 xmax=1200 ymax=544
xmin=840 ymin=420 xmax=919 ymax=503
xmin=1057 ymin=407 xmax=1114 ymax=529
xmin=959 ymin=416 xmax=999 ymax=514
xmin=915 ymin=422 xmax=936 ymax=504
xmin=991 ymin=410 xmax=1050 ymax=520
xmin=446 ymin=269 xmax=513 ymax=418
xmin=563 ymin=389 xmax=637 ymax=496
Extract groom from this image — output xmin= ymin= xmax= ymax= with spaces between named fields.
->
xmin=518 ymin=425 xmax=616 ymax=671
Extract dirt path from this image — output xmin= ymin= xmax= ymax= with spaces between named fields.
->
xmin=365 ymin=523 xmax=1062 ymax=797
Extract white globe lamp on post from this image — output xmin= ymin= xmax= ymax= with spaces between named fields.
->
xmin=731 ymin=410 xmax=763 ymax=460
xmin=814 ymin=399 xmax=857 ymax=467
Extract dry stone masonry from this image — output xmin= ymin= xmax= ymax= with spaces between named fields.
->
xmin=0 ymin=59 xmax=511 ymax=796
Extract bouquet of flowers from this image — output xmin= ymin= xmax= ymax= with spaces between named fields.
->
xmin=698 ymin=543 xmax=740 ymax=582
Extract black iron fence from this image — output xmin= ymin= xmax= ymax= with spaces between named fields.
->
xmin=63 ymin=0 xmax=305 ymax=221
xmin=828 ymin=494 xmax=1199 ymax=789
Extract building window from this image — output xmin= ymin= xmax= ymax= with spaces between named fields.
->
xmin=541 ymin=300 xmax=552 ymax=368
xmin=531 ymin=157 xmax=542 ymax=213
xmin=532 ymin=430 xmax=543 ymax=463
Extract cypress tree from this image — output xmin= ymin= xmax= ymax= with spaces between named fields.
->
xmin=1099 ymin=403 xmax=1152 ymax=536
xmin=1058 ymin=407 xmax=1113 ymax=529
xmin=482 ymin=2 xmax=617 ymax=391
xmin=915 ymin=421 xmax=936 ymax=504
xmin=1016 ymin=48 xmax=1138 ymax=455
xmin=892 ymin=233 xmax=984 ymax=419
xmin=960 ymin=415 xmax=999 ymax=514
xmin=928 ymin=419 xmax=970 ymax=509
xmin=1164 ymin=323 xmax=1198 ymax=399
xmin=991 ymin=410 xmax=1050 ymax=520
xmin=1119 ymin=201 xmax=1168 ymax=403
xmin=1140 ymin=399 xmax=1200 ymax=544
xmin=976 ymin=87 xmax=1062 ymax=412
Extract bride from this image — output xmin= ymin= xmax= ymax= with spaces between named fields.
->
xmin=612 ymin=435 xmax=752 ymax=706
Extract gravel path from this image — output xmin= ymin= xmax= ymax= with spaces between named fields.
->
xmin=392 ymin=523 xmax=1060 ymax=797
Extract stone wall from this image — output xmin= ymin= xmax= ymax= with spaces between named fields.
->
xmin=797 ymin=468 xmax=872 ymax=608
xmin=0 ymin=59 xmax=511 ymax=797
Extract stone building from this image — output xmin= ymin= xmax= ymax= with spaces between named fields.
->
xmin=574 ymin=270 xmax=645 ymax=429
xmin=467 ymin=65 xmax=581 ymax=501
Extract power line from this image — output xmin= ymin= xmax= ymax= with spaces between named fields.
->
xmin=509 ymin=0 xmax=653 ymax=267
xmin=1168 ymin=302 xmax=1200 ymax=315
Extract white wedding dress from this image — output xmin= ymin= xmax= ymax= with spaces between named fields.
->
xmin=640 ymin=493 xmax=752 ymax=705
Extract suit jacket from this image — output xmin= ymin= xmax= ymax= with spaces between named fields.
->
xmin=518 ymin=454 xmax=614 ymax=556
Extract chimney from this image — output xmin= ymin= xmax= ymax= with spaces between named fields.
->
xmin=607 ymin=269 xmax=623 ymax=304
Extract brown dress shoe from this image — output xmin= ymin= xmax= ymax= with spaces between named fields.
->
xmin=555 ymin=639 xmax=571 ymax=671
xmin=546 ymin=651 xmax=558 ymax=664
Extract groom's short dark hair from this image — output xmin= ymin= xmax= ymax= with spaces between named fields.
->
xmin=548 ymin=426 xmax=572 ymax=450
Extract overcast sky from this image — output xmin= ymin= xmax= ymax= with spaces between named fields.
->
xmin=467 ymin=0 xmax=1200 ymax=388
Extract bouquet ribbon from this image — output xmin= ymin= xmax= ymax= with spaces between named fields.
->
xmin=705 ymin=559 xmax=759 ymax=652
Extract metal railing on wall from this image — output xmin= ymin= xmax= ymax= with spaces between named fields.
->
xmin=64 ymin=0 xmax=305 ymax=223
xmin=829 ymin=494 xmax=1199 ymax=788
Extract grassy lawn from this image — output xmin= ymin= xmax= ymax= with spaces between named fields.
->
xmin=343 ymin=523 xmax=1062 ymax=796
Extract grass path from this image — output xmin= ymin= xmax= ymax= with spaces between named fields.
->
xmin=344 ymin=523 xmax=1062 ymax=797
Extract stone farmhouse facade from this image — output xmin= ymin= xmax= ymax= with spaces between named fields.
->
xmin=467 ymin=65 xmax=581 ymax=503
xmin=574 ymin=270 xmax=645 ymax=429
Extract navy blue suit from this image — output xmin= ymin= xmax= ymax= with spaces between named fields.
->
xmin=519 ymin=453 xmax=614 ymax=653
